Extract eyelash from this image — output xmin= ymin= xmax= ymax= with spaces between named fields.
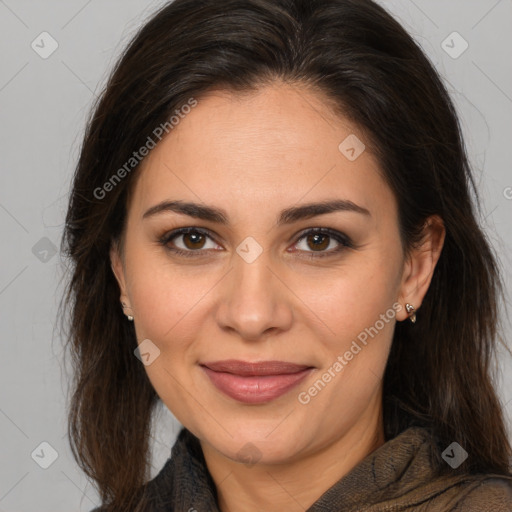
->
xmin=158 ymin=227 xmax=354 ymax=259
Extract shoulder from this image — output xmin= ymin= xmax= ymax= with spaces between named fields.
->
xmin=450 ymin=476 xmax=512 ymax=511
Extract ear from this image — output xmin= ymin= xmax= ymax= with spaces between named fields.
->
xmin=396 ymin=215 xmax=446 ymax=322
xmin=110 ymin=241 xmax=131 ymax=312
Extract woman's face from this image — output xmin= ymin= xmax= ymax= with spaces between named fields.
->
xmin=111 ymin=82 xmax=424 ymax=465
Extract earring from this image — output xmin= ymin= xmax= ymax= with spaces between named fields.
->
xmin=121 ymin=301 xmax=134 ymax=322
xmin=405 ymin=303 xmax=417 ymax=324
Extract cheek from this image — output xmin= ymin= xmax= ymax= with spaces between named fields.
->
xmin=124 ymin=243 xmax=199 ymax=343
xmin=301 ymin=263 xmax=399 ymax=418
xmin=310 ymin=258 xmax=401 ymax=342
xmin=130 ymin=275 xmax=206 ymax=350
xmin=125 ymin=256 xmax=209 ymax=412
xmin=301 ymin=251 xmax=402 ymax=408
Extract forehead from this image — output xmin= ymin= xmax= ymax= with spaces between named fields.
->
xmin=128 ymin=82 xmax=394 ymax=223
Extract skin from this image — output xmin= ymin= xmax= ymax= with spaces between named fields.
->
xmin=111 ymin=82 xmax=445 ymax=512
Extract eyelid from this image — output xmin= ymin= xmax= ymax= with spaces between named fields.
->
xmin=294 ymin=227 xmax=351 ymax=244
xmin=158 ymin=227 xmax=222 ymax=254
xmin=290 ymin=227 xmax=353 ymax=255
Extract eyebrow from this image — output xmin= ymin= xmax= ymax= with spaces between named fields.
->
xmin=142 ymin=199 xmax=371 ymax=225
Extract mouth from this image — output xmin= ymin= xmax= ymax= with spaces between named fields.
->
xmin=200 ymin=360 xmax=314 ymax=404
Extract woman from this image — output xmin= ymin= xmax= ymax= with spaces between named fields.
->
xmin=60 ymin=0 xmax=512 ymax=510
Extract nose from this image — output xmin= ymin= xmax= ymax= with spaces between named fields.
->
xmin=215 ymin=251 xmax=294 ymax=341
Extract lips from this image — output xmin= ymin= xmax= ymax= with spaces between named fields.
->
xmin=200 ymin=360 xmax=314 ymax=404
xmin=201 ymin=359 xmax=311 ymax=376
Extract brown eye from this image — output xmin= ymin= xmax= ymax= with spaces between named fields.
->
xmin=292 ymin=228 xmax=353 ymax=258
xmin=159 ymin=227 xmax=221 ymax=257
xmin=182 ymin=231 xmax=206 ymax=250
xmin=305 ymin=233 xmax=330 ymax=251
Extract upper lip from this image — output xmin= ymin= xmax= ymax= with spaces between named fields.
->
xmin=201 ymin=360 xmax=313 ymax=376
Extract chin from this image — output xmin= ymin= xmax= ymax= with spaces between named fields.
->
xmin=198 ymin=419 xmax=310 ymax=466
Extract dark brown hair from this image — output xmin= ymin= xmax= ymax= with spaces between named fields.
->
xmin=60 ymin=0 xmax=512 ymax=509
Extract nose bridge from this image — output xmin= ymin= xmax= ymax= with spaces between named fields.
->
xmin=233 ymin=246 xmax=272 ymax=297
xmin=216 ymin=247 xmax=293 ymax=339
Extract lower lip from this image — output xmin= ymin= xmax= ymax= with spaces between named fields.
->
xmin=201 ymin=366 xmax=313 ymax=404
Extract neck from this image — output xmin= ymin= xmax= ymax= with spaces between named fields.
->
xmin=200 ymin=394 xmax=385 ymax=512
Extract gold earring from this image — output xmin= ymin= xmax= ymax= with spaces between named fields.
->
xmin=405 ymin=303 xmax=416 ymax=324
xmin=121 ymin=301 xmax=134 ymax=322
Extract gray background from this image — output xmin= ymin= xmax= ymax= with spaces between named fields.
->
xmin=0 ymin=1 xmax=511 ymax=510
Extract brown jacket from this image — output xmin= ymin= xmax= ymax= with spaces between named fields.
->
xmin=93 ymin=426 xmax=512 ymax=511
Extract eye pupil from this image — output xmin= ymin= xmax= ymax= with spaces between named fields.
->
xmin=184 ymin=231 xmax=205 ymax=249
xmin=307 ymin=234 xmax=329 ymax=251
